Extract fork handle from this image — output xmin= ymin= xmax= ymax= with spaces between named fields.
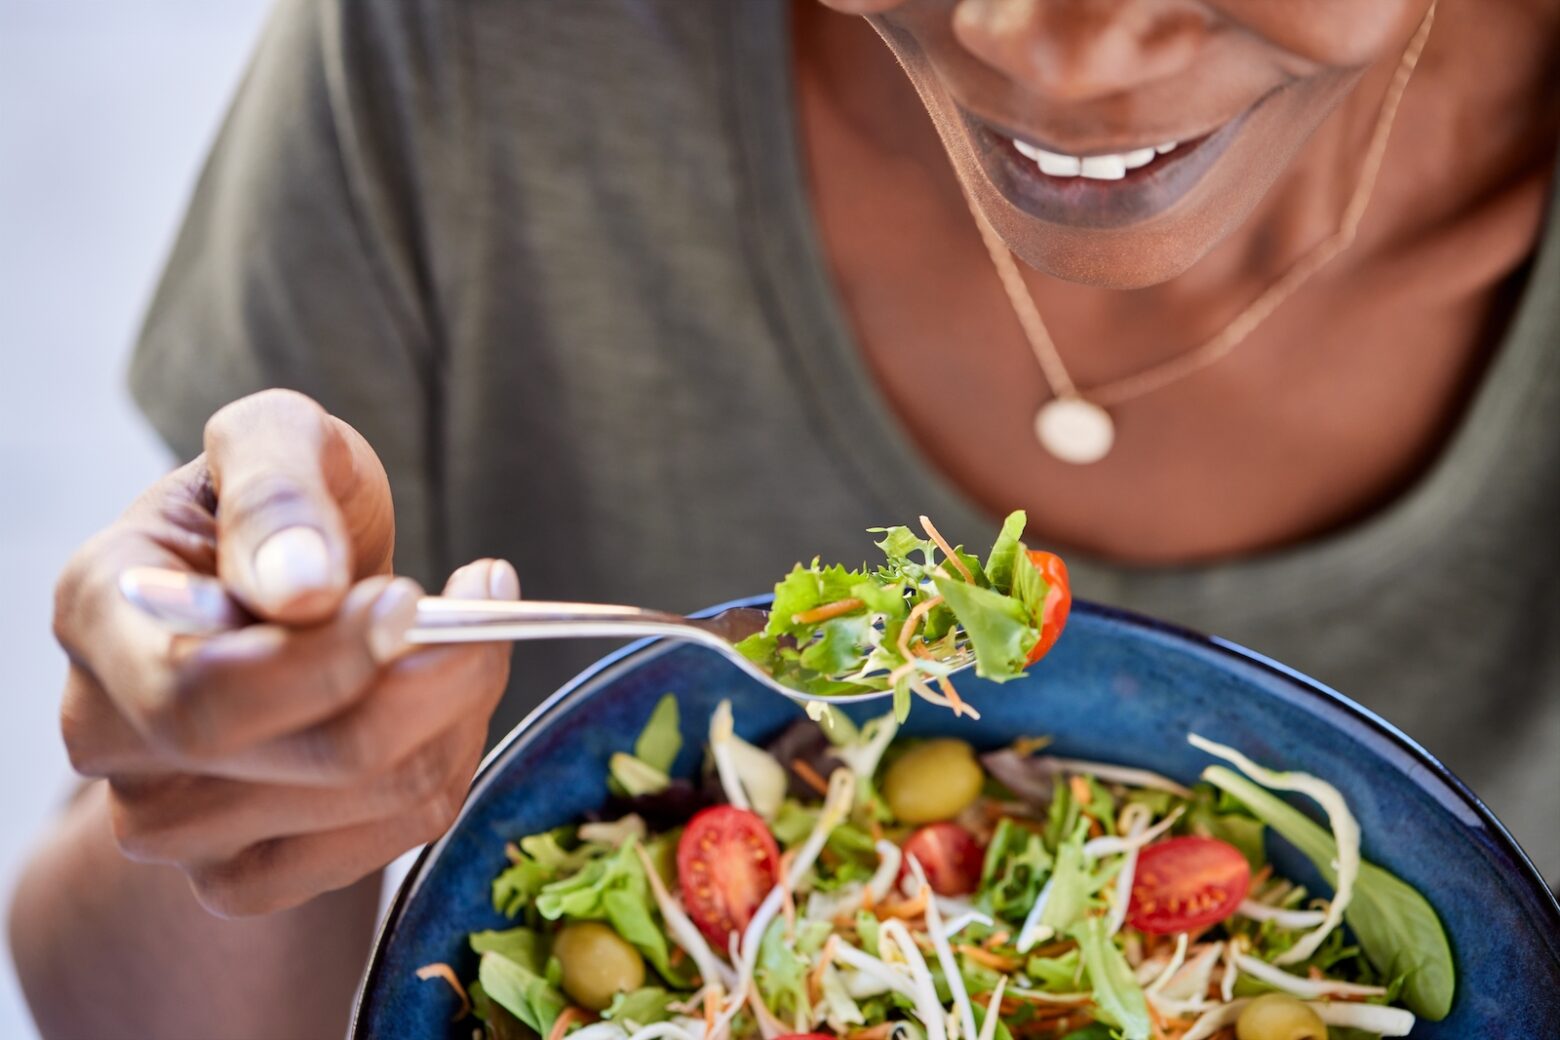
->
xmin=408 ymin=598 xmax=693 ymax=644
xmin=117 ymin=566 xmax=693 ymax=643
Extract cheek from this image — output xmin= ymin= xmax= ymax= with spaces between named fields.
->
xmin=1220 ymin=0 xmax=1433 ymax=69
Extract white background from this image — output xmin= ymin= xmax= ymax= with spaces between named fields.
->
xmin=0 ymin=2 xmax=273 ymax=1035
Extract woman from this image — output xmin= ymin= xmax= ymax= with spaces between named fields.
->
xmin=12 ymin=1 xmax=1558 ymax=1036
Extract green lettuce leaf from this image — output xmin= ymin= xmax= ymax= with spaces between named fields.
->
xmin=470 ymin=927 xmax=547 ymax=971
xmin=1072 ymin=916 xmax=1150 ymax=1040
xmin=534 ymin=839 xmax=682 ymax=984
xmin=1038 ymin=832 xmax=1092 ymax=936
xmin=478 ymin=951 xmax=566 ymax=1037
xmin=1204 ymin=765 xmax=1455 ymax=1021
xmin=602 ymin=986 xmax=675 ymax=1027
xmin=979 ymin=818 xmax=1054 ymax=922
xmin=932 ymin=575 xmax=1038 ymax=682
xmin=634 ymin=694 xmax=682 ymax=773
xmin=983 ymin=510 xmax=1028 ymax=594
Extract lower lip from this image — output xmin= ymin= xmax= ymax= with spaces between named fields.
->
xmin=967 ymin=111 xmax=1253 ymax=230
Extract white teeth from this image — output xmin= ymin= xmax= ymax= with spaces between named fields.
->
xmin=1121 ymin=148 xmax=1157 ymax=170
xmin=1037 ymin=151 xmax=1082 ymax=177
xmin=1012 ymin=137 xmax=1177 ymax=180
xmin=1079 ymin=155 xmax=1126 ymax=180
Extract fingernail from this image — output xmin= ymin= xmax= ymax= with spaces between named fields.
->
xmin=253 ymin=527 xmax=331 ymax=607
xmin=368 ymin=578 xmax=420 ymax=664
xmin=489 ymin=559 xmax=520 ymax=600
xmin=120 ymin=567 xmax=248 ymax=635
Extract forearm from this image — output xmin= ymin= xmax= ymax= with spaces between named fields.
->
xmin=9 ymin=782 xmax=382 ymax=1040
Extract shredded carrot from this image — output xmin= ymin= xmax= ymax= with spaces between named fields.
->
xmin=1068 ymin=775 xmax=1092 ymax=806
xmin=415 ymin=963 xmax=472 ymax=1021
xmin=860 ymin=883 xmax=877 ymax=912
xmin=792 ymin=597 xmax=867 ymax=626
xmin=846 ymin=1024 xmax=897 ymax=1040
xmin=547 ymin=1005 xmax=588 ymax=1040
xmin=919 ymin=515 xmax=974 ymax=584
xmin=935 ymin=673 xmax=979 ymax=720
xmin=956 ymin=944 xmax=1023 ymax=972
xmin=504 ymin=841 xmax=524 ymax=864
xmin=702 ymin=984 xmax=722 ymax=1039
xmin=983 ymin=929 xmax=1012 ymax=949
xmin=808 ymin=935 xmax=839 ymax=1006
xmin=877 ymin=887 xmax=929 ymax=920
xmin=670 ymin=944 xmax=687 ymax=967
xmin=1251 ymin=864 xmax=1274 ymax=887
xmin=897 ymin=594 xmax=944 ymax=662
xmin=791 ymin=757 xmax=831 ymax=796
xmin=869 ymin=818 xmax=884 ymax=844
xmin=779 ymin=851 xmax=797 ymax=932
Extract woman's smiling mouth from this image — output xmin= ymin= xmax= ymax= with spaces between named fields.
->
xmin=960 ymin=93 xmax=1274 ymax=230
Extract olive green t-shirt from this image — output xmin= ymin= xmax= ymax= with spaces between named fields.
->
xmin=129 ymin=0 xmax=1559 ymax=880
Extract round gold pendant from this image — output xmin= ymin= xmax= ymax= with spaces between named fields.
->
xmin=1034 ymin=397 xmax=1114 ymax=464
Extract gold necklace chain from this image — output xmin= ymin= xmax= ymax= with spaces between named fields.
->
xmin=965 ymin=1 xmax=1436 ymax=460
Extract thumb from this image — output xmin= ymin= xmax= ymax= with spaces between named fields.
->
xmin=203 ymin=390 xmax=364 ymax=623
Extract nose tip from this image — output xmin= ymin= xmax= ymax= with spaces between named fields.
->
xmin=952 ymin=0 xmax=1206 ymax=103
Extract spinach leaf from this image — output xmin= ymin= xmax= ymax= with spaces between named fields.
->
xmin=1205 ymin=765 xmax=1454 ymax=1020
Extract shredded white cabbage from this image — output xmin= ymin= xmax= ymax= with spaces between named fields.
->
xmin=879 ymin=918 xmax=950 ymax=1040
xmin=868 ymin=839 xmax=904 ymax=903
xmin=1311 ymin=1001 xmax=1415 ymax=1035
xmin=976 ymin=977 xmax=1007 ymax=1040
xmin=819 ymin=961 xmax=867 ymax=1031
xmin=1232 ymin=951 xmax=1388 ymax=999
xmin=632 ymin=844 xmax=735 ymax=991
xmin=1014 ymin=874 xmax=1055 ymax=953
xmin=1235 ymin=898 xmax=1327 ymax=928
xmin=732 ymin=770 xmax=856 ymax=1031
xmin=1182 ymin=998 xmax=1415 ymax=1040
xmin=1102 ymin=802 xmax=1152 ymax=936
xmin=1157 ymin=942 xmax=1222 ymax=1001
xmin=1219 ymin=940 xmax=1239 ymax=1002
xmin=1081 ymin=805 xmax=1184 ymax=859
xmin=1146 ymin=933 xmax=1189 ymax=994
xmin=1181 ymin=999 xmax=1248 ymax=1040
xmin=908 ymin=857 xmax=978 ymax=1040
xmin=833 ymin=712 xmax=900 ymax=789
xmin=577 ymin=814 xmax=647 ymax=847
xmin=709 ymin=700 xmax=787 ymax=818
xmin=1030 ymin=756 xmax=1194 ymax=798
xmin=833 ymin=940 xmax=917 ymax=1000
xmin=1189 ymin=733 xmax=1361 ymax=965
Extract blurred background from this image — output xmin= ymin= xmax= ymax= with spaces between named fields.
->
xmin=0 ymin=2 xmax=272 ymax=1035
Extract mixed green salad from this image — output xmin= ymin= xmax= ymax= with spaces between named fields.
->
xmin=733 ymin=512 xmax=1071 ymax=720
xmin=419 ymin=698 xmax=1454 ymax=1040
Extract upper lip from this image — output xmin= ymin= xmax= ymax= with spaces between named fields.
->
xmin=964 ymin=104 xmax=1258 ymax=158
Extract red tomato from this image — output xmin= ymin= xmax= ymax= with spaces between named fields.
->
xmin=676 ymin=806 xmax=781 ymax=945
xmin=902 ymin=823 xmax=985 ymax=896
xmin=1024 ymin=550 xmax=1072 ymax=665
xmin=1126 ymin=836 xmax=1251 ymax=934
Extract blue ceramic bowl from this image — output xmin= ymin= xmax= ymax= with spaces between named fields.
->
xmin=352 ymin=600 xmax=1560 ymax=1038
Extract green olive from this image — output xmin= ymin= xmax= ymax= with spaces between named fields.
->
xmin=1235 ymin=993 xmax=1328 ymax=1040
xmin=552 ymin=922 xmax=644 ymax=1010
xmin=882 ymin=739 xmax=985 ymax=824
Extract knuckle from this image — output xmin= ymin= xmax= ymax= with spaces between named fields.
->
xmin=387 ymin=741 xmax=452 ymax=806
xmin=416 ymin=782 xmax=466 ymax=842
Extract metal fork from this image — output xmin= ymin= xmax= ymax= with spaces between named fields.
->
xmin=118 ymin=566 xmax=976 ymax=707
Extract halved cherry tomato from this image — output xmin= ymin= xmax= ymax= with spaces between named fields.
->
xmin=901 ymin=822 xmax=985 ymax=896
xmin=1024 ymin=550 xmax=1072 ymax=665
xmin=1126 ymin=836 xmax=1251 ymax=935
xmin=676 ymin=806 xmax=781 ymax=945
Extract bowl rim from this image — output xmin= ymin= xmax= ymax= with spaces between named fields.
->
xmin=351 ymin=596 xmax=1560 ymax=1034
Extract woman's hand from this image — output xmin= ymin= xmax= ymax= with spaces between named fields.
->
xmin=51 ymin=388 xmax=515 ymax=916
